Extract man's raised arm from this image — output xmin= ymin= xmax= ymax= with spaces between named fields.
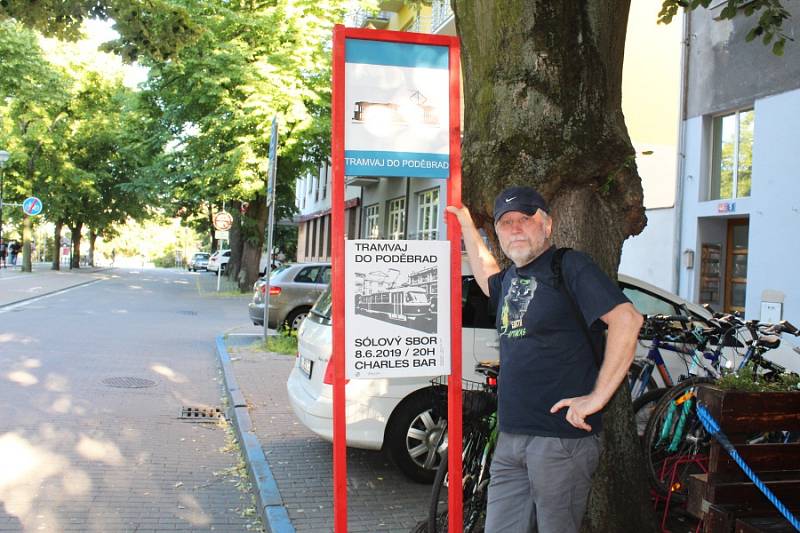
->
xmin=446 ymin=205 xmax=500 ymax=296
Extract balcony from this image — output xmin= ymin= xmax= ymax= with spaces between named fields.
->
xmin=348 ymin=7 xmax=392 ymax=29
xmin=431 ymin=0 xmax=454 ymax=34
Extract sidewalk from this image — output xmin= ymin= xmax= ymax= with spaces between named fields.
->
xmin=218 ymin=334 xmax=431 ymax=533
xmin=0 ymin=264 xmax=110 ymax=307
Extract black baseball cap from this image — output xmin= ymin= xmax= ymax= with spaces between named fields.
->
xmin=493 ymin=186 xmax=549 ymax=222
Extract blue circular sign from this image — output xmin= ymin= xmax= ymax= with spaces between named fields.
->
xmin=22 ymin=196 xmax=43 ymax=216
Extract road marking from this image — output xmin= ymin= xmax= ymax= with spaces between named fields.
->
xmin=0 ymin=279 xmax=105 ymax=314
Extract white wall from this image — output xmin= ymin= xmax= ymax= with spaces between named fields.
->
xmin=745 ymin=89 xmax=800 ymax=325
xmin=678 ymin=88 xmax=800 ymax=329
xmin=620 ymin=207 xmax=677 ymax=290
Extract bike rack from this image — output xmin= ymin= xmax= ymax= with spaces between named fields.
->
xmin=652 ymin=454 xmax=708 ymax=532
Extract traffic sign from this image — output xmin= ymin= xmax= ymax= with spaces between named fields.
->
xmin=213 ymin=211 xmax=233 ymax=231
xmin=22 ymin=196 xmax=43 ymax=216
xmin=214 ymin=230 xmax=229 ymax=240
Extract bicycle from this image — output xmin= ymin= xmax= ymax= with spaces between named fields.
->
xmin=641 ymin=318 xmax=799 ymax=503
xmin=631 ymin=313 xmax=735 ymax=436
xmin=427 ymin=361 xmax=499 ymax=533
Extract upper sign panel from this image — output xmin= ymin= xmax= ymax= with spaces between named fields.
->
xmin=344 ymin=39 xmax=450 ymax=179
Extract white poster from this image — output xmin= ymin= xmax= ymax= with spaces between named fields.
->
xmin=345 ymin=240 xmax=451 ymax=379
xmin=344 ymin=39 xmax=450 ymax=178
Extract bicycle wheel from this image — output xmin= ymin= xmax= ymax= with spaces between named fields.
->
xmin=642 ymin=377 xmax=714 ymax=502
xmin=428 ymin=425 xmax=492 ymax=533
xmin=632 ymin=387 xmax=668 ymax=437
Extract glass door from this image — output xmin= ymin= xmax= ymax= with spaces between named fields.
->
xmin=724 ymin=219 xmax=749 ymax=313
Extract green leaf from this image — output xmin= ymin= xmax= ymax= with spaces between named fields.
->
xmin=772 ymin=39 xmax=785 ymax=56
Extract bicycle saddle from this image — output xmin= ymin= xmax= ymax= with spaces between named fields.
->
xmin=475 ymin=360 xmax=499 ymax=379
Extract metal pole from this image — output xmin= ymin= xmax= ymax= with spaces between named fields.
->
xmin=216 ymin=242 xmax=223 ymax=292
xmin=263 ymin=117 xmax=279 ymax=340
xmin=0 ymin=150 xmax=8 ymax=267
xmin=0 ymin=165 xmax=4 ymax=267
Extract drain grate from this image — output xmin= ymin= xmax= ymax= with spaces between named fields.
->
xmin=178 ymin=310 xmax=198 ymax=316
xmin=180 ymin=406 xmax=224 ymax=421
xmin=102 ymin=377 xmax=157 ymax=389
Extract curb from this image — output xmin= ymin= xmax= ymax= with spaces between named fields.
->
xmin=214 ymin=335 xmax=295 ymax=533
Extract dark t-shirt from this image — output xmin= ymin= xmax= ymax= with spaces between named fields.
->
xmin=488 ymin=246 xmax=629 ymax=438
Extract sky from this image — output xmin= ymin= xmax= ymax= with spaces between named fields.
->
xmin=38 ymin=18 xmax=149 ymax=89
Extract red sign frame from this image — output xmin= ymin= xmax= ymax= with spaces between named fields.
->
xmin=331 ymin=25 xmax=463 ymax=532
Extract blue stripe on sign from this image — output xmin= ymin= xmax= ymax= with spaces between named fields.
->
xmin=345 ymin=150 xmax=449 ymax=179
xmin=346 ymin=39 xmax=448 ymax=69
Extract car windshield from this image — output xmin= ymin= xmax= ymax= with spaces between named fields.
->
xmin=311 ymin=285 xmax=332 ymax=320
xmin=406 ymin=291 xmax=426 ymax=303
xmin=194 ymin=254 xmax=209 ymax=259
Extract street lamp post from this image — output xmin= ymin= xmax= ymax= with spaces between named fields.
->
xmin=0 ymin=150 xmax=10 ymax=265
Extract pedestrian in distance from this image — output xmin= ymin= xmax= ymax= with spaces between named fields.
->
xmin=0 ymin=239 xmax=6 ymax=268
xmin=9 ymin=240 xmax=20 ymax=266
xmin=446 ymin=186 xmax=643 ymax=533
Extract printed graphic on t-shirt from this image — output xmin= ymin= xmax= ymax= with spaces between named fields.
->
xmin=499 ymin=276 xmax=536 ymax=338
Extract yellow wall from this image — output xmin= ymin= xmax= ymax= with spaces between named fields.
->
xmin=622 ymin=2 xmax=683 ymax=208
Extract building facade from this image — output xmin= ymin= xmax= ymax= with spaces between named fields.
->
xmin=669 ymin=3 xmax=800 ymax=323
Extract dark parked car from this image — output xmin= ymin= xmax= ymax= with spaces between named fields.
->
xmin=249 ymin=262 xmax=331 ymax=331
xmin=188 ymin=252 xmax=210 ymax=272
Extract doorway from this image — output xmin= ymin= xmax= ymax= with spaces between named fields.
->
xmin=724 ymin=219 xmax=749 ymax=313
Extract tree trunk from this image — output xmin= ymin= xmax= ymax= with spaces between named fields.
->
xmin=452 ymin=1 xmax=654 ymax=531
xmin=89 ymin=230 xmax=97 ymax=267
xmin=237 ymin=195 xmax=268 ymax=292
xmin=22 ymin=215 xmax=33 ymax=272
xmin=51 ymin=221 xmax=63 ymax=270
xmin=208 ymin=207 xmax=217 ymax=253
xmin=69 ymin=223 xmax=82 ymax=269
xmin=228 ymin=200 xmax=244 ymax=282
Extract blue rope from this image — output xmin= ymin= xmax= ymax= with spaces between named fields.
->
xmin=696 ymin=404 xmax=800 ymax=532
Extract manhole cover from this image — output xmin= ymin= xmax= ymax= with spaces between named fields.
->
xmin=178 ymin=310 xmax=198 ymax=316
xmin=102 ymin=377 xmax=157 ymax=388
xmin=180 ymin=407 xmax=224 ymax=421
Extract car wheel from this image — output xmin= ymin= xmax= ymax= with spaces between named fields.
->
xmin=284 ymin=307 xmax=310 ymax=332
xmin=385 ymin=390 xmax=445 ymax=483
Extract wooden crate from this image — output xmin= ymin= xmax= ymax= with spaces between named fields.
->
xmin=688 ymin=386 xmax=800 ymax=533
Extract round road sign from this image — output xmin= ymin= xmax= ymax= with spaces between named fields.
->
xmin=213 ymin=211 xmax=233 ymax=231
xmin=22 ymin=196 xmax=43 ymax=216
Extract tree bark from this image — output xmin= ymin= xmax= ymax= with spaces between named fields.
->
xmin=237 ymin=194 xmax=268 ymax=292
xmin=51 ymin=221 xmax=62 ymax=270
xmin=452 ymin=1 xmax=654 ymax=531
xmin=22 ymin=215 xmax=33 ymax=272
xmin=69 ymin=223 xmax=82 ymax=269
xmin=208 ymin=206 xmax=217 ymax=253
xmin=228 ymin=200 xmax=244 ymax=282
xmin=88 ymin=229 xmax=97 ymax=267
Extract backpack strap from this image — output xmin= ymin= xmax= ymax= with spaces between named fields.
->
xmin=551 ymin=247 xmax=604 ymax=369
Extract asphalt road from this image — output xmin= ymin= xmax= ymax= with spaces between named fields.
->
xmin=0 ymin=268 xmax=263 ymax=532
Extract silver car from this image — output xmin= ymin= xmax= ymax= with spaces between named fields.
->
xmin=249 ymin=262 xmax=331 ymax=331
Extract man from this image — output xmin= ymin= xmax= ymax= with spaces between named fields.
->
xmin=446 ymin=186 xmax=642 ymax=533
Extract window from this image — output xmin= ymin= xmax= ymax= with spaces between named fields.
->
xmin=388 ymin=197 xmax=406 ymax=240
xmin=322 ymin=168 xmax=328 ymax=200
xmin=365 ymin=204 xmax=380 ymax=239
xmin=620 ymin=284 xmax=678 ymax=317
xmin=295 ymin=266 xmax=322 ymax=283
xmin=462 ymin=277 xmax=495 ymax=328
xmin=320 ymin=266 xmax=331 ymax=284
xmin=709 ymin=109 xmax=753 ymax=200
xmin=417 ymin=188 xmax=439 ymax=240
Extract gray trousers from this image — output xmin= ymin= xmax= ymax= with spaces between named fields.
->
xmin=484 ymin=432 xmax=602 ymax=533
